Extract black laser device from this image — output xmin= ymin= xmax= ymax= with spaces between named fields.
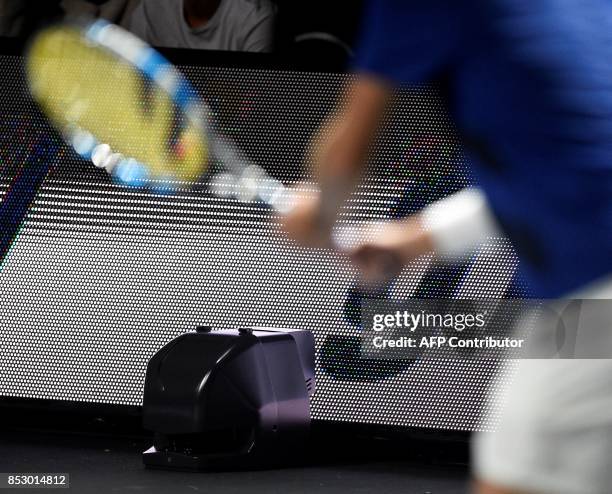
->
xmin=142 ymin=326 xmax=315 ymax=470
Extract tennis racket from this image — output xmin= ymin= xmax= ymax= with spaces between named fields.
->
xmin=11 ymin=18 xmax=380 ymax=283
xmin=25 ymin=19 xmax=294 ymax=213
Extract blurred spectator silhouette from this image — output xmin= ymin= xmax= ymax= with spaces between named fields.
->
xmin=0 ymin=0 xmax=364 ymax=63
xmin=127 ymin=0 xmax=276 ymax=52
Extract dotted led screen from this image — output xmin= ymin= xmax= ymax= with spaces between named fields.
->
xmin=0 ymin=53 xmax=523 ymax=432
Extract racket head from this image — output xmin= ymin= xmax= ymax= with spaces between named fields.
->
xmin=26 ymin=20 xmax=209 ymax=189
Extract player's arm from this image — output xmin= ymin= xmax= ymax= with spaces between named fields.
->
xmin=283 ymin=0 xmax=463 ymax=248
xmin=281 ymin=70 xmax=501 ymax=261
xmin=281 ymin=76 xmax=391 ymax=247
xmin=312 ymin=76 xmax=391 ymax=187
xmin=348 ymin=188 xmax=502 ymax=284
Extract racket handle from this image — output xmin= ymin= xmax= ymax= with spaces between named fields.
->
xmin=0 ymin=137 xmax=57 ymax=266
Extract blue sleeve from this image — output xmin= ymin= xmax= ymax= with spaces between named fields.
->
xmin=354 ymin=0 xmax=466 ymax=85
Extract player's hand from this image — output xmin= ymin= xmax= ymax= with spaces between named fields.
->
xmin=281 ymin=189 xmax=333 ymax=248
xmin=347 ymin=217 xmax=434 ymax=286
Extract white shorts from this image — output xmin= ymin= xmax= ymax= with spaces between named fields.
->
xmin=472 ymin=276 xmax=612 ymax=494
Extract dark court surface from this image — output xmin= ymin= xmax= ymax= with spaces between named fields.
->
xmin=0 ymin=425 xmax=470 ymax=494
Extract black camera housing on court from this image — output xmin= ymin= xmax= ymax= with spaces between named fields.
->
xmin=142 ymin=326 xmax=315 ymax=470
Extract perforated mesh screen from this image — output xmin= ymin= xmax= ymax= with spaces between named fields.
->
xmin=0 ymin=54 xmax=522 ymax=432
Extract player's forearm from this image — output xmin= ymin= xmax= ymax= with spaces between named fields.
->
xmin=420 ymin=187 xmax=502 ymax=259
xmin=313 ymin=77 xmax=392 ymax=210
xmin=333 ymin=76 xmax=392 ymax=172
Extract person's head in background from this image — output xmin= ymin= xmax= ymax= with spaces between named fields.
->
xmin=127 ymin=0 xmax=276 ymax=52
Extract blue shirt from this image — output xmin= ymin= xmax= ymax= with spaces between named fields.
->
xmin=355 ymin=0 xmax=612 ymax=297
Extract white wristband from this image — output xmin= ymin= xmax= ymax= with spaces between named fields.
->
xmin=421 ymin=187 xmax=502 ymax=259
